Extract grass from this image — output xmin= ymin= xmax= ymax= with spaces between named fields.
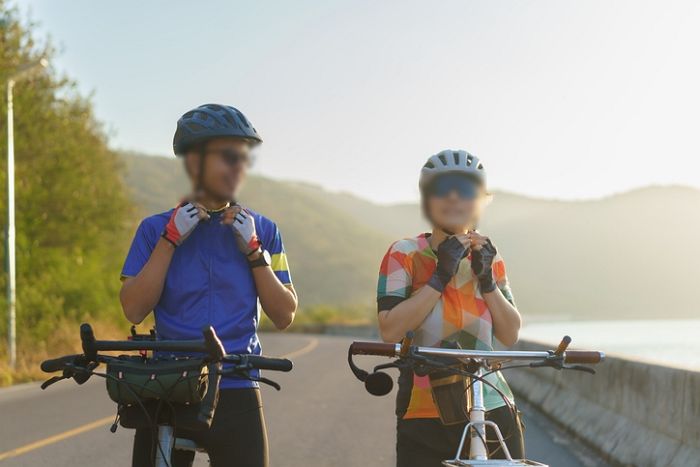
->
xmin=259 ymin=303 xmax=375 ymax=332
xmin=0 ymin=318 xmax=156 ymax=387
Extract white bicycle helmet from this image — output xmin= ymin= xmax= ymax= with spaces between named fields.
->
xmin=419 ymin=149 xmax=486 ymax=190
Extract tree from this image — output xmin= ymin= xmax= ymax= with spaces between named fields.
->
xmin=0 ymin=2 xmax=133 ymax=373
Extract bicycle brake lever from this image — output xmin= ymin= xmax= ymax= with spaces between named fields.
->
xmin=373 ymin=361 xmax=401 ymax=372
xmin=530 ymin=357 xmax=564 ymax=370
xmin=530 ymin=358 xmax=596 ymax=375
xmin=252 ymin=376 xmax=281 ymax=391
xmin=217 ymin=367 xmax=283 ymax=391
xmin=73 ymin=361 xmax=99 ymax=384
xmin=41 ymin=375 xmax=67 ymax=390
xmin=412 ymin=354 xmax=455 ymax=369
xmin=563 ymin=364 xmax=596 ymax=374
xmin=61 ymin=360 xmax=98 ymax=385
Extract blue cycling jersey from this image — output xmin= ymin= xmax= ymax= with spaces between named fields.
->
xmin=121 ymin=207 xmax=292 ymax=389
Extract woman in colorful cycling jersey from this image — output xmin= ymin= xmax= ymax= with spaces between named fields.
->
xmin=377 ymin=150 xmax=524 ymax=466
xmin=120 ymin=104 xmax=297 ymax=467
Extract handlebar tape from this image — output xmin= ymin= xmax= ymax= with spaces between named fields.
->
xmin=40 ymin=354 xmax=80 ymax=373
xmin=564 ymin=350 xmax=605 ymax=364
xmin=245 ymin=355 xmax=293 ymax=372
xmin=349 ymin=342 xmax=397 ymax=357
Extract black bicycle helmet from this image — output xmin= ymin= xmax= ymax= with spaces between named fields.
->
xmin=173 ymin=104 xmax=262 ymax=155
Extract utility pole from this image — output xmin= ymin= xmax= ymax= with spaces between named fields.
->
xmin=6 ymin=58 xmax=48 ymax=368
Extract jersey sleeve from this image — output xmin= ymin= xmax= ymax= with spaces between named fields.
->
xmin=377 ymin=241 xmax=412 ymax=311
xmin=121 ymin=219 xmax=159 ymax=279
xmin=263 ymin=224 xmax=292 ymax=286
xmin=492 ymin=254 xmax=515 ymax=306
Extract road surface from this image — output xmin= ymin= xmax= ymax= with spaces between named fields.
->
xmin=0 ymin=333 xmax=601 ymax=466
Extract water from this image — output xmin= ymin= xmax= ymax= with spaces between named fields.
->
xmin=519 ymin=319 xmax=700 ymax=370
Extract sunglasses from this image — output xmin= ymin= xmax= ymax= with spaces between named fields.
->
xmin=206 ymin=148 xmax=253 ymax=167
xmin=427 ymin=174 xmax=480 ymax=199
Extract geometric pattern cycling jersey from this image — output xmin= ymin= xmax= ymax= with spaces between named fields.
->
xmin=377 ymin=233 xmax=515 ymax=418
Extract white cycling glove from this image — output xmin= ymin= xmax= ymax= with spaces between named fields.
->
xmin=230 ymin=205 xmax=262 ymax=256
xmin=162 ymin=202 xmax=204 ymax=246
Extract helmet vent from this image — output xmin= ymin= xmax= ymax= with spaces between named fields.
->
xmin=466 ymin=154 xmax=473 ymax=166
xmin=424 ymin=161 xmax=435 ymax=169
xmin=453 ymin=152 xmax=460 ymax=165
xmin=234 ymin=110 xmax=250 ymax=128
xmin=187 ymin=123 xmax=205 ymax=132
xmin=223 ymin=113 xmax=236 ymax=127
xmin=438 ymin=154 xmax=447 ymax=165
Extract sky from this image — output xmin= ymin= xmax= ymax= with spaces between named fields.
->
xmin=13 ymin=0 xmax=700 ymax=204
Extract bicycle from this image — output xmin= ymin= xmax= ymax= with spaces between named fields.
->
xmin=40 ymin=323 xmax=293 ymax=467
xmin=348 ymin=333 xmax=604 ymax=467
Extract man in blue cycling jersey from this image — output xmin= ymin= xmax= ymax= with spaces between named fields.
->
xmin=120 ymin=104 xmax=297 ymax=467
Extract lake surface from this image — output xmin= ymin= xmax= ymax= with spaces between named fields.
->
xmin=519 ymin=319 xmax=700 ymax=370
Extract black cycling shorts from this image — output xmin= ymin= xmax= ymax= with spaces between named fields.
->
xmin=131 ymin=388 xmax=268 ymax=467
xmin=396 ymin=405 xmax=525 ymax=467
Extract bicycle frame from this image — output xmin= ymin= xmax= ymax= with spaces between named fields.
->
xmin=349 ymin=336 xmax=604 ymax=467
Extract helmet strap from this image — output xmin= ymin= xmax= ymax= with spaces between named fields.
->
xmin=421 ymin=191 xmax=478 ymax=236
xmin=421 ymin=194 xmax=452 ymax=234
xmin=193 ymin=145 xmax=237 ymax=207
xmin=196 ymin=147 xmax=207 ymax=199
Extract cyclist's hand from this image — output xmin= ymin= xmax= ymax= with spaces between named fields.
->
xmin=222 ymin=205 xmax=262 ymax=256
xmin=162 ymin=202 xmax=208 ymax=247
xmin=427 ymin=235 xmax=469 ymax=292
xmin=469 ymin=231 xmax=498 ymax=293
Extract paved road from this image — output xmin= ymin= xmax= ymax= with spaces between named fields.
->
xmin=0 ymin=334 xmax=599 ymax=466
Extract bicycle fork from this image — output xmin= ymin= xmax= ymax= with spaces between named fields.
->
xmin=443 ymin=366 xmax=547 ymax=467
xmin=464 ymin=368 xmax=512 ymax=461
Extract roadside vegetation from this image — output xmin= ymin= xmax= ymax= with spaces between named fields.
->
xmin=0 ymin=3 xmax=134 ymax=384
xmin=259 ymin=304 xmax=375 ymax=333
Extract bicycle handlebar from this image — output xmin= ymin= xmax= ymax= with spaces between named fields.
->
xmin=349 ymin=340 xmax=605 ymax=364
xmin=349 ymin=341 xmax=398 ymax=357
xmin=41 ymin=323 xmax=291 ymax=375
xmin=563 ymin=350 xmax=604 ymax=364
xmin=224 ymin=354 xmax=294 ymax=372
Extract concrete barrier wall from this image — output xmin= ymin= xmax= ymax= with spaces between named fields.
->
xmin=507 ymin=340 xmax=700 ymax=467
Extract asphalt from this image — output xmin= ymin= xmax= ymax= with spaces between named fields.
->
xmin=0 ymin=333 xmax=600 ymax=466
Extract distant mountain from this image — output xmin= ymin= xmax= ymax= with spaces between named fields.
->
xmin=121 ymin=153 xmax=700 ymax=320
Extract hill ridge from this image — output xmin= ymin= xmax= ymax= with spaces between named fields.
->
xmin=121 ymin=152 xmax=700 ymax=320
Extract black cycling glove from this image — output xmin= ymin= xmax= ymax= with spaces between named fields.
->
xmin=427 ymin=236 xmax=468 ymax=293
xmin=471 ymin=238 xmax=498 ymax=293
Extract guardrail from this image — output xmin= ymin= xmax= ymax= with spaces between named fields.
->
xmin=507 ymin=339 xmax=700 ymax=467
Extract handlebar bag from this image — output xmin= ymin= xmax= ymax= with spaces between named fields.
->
xmin=427 ymin=342 xmax=473 ymax=425
xmin=118 ymin=363 xmax=222 ymax=432
xmin=428 ymin=366 xmax=472 ymax=425
xmin=106 ymin=356 xmax=208 ymax=406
